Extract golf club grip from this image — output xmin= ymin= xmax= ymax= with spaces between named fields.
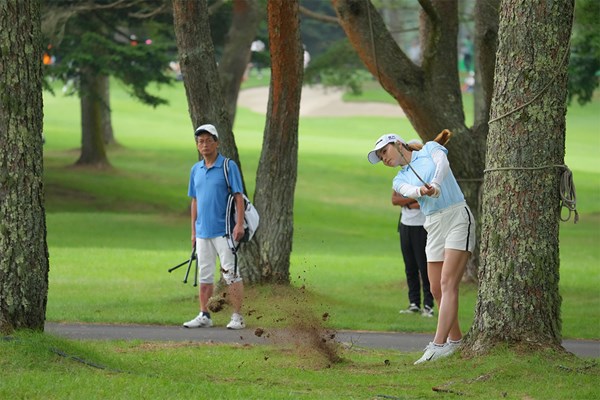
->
xmin=182 ymin=245 xmax=196 ymax=283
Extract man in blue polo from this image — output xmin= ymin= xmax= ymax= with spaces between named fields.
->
xmin=183 ymin=124 xmax=246 ymax=330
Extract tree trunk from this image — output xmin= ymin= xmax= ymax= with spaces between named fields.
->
xmin=332 ymin=0 xmax=493 ymax=280
xmin=100 ymin=74 xmax=115 ymax=146
xmin=76 ymin=67 xmax=110 ymax=167
xmin=460 ymin=0 xmax=499 ymax=280
xmin=0 ymin=0 xmax=49 ymax=333
xmin=172 ymin=0 xmax=242 ymax=175
xmin=218 ymin=0 xmax=262 ymax=122
xmin=241 ymin=0 xmax=303 ymax=284
xmin=464 ymin=0 xmax=574 ymax=355
xmin=473 ymin=0 xmax=499 ymax=127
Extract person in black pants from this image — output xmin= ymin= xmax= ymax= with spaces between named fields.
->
xmin=392 ymin=188 xmax=434 ymax=317
xmin=392 ymin=140 xmax=433 ymax=317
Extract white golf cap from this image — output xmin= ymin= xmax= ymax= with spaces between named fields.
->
xmin=194 ymin=124 xmax=219 ymax=139
xmin=367 ymin=133 xmax=405 ymax=164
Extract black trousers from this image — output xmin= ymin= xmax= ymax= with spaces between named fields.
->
xmin=399 ymin=223 xmax=433 ymax=308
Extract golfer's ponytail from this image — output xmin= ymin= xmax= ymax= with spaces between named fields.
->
xmin=434 ymin=129 xmax=452 ymax=146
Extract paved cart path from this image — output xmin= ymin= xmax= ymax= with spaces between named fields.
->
xmin=45 ymin=322 xmax=599 ymax=358
xmin=237 ymin=85 xmax=405 ymax=118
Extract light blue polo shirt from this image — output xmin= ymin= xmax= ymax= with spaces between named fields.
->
xmin=188 ymin=154 xmax=244 ymax=239
xmin=392 ymin=141 xmax=464 ymax=216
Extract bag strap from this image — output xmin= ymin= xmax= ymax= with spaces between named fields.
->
xmin=223 ymin=158 xmax=240 ymax=275
xmin=223 ymin=157 xmax=232 ymax=194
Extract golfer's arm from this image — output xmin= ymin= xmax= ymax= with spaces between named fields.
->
xmin=234 ymin=193 xmax=244 ymax=226
xmin=391 ymin=190 xmax=418 ymax=207
xmin=394 ymin=181 xmax=421 ymax=199
xmin=430 ymin=148 xmax=449 ymax=189
xmin=190 ymin=198 xmax=197 ymax=240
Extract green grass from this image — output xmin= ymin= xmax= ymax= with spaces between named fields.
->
xmin=6 ymin=80 xmax=597 ymax=398
xmin=1 ymin=331 xmax=598 ymax=399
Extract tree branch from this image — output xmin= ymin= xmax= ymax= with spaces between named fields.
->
xmin=417 ymin=0 xmax=440 ymax=24
xmin=299 ymin=5 xmax=339 ymax=24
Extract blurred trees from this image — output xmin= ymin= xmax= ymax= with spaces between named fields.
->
xmin=568 ymin=0 xmax=600 ymax=105
xmin=217 ymin=1 xmax=263 ymax=124
xmin=42 ymin=0 xmax=174 ymax=167
xmin=0 ymin=0 xmax=48 ymax=333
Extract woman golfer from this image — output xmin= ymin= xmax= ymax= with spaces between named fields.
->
xmin=368 ymin=130 xmax=475 ymax=364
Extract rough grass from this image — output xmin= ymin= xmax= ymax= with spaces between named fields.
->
xmin=1 ymin=330 xmax=598 ymax=399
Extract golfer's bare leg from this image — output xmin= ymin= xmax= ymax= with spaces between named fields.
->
xmin=433 ymin=249 xmax=469 ymax=345
xmin=427 ymin=262 xmax=442 ymax=307
xmin=200 ymin=283 xmax=214 ymax=313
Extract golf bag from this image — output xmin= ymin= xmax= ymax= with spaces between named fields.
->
xmin=223 ymin=158 xmax=260 ymax=254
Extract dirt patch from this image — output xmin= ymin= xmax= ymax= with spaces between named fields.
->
xmin=247 ymin=284 xmax=343 ymax=367
xmin=207 ymin=292 xmax=228 ymax=313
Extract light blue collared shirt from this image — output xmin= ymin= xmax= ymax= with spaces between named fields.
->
xmin=393 ymin=142 xmax=464 ymax=216
xmin=188 ymin=154 xmax=243 ymax=238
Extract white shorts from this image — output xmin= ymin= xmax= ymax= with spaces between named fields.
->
xmin=196 ymin=237 xmax=242 ymax=285
xmin=424 ymin=202 xmax=476 ymax=262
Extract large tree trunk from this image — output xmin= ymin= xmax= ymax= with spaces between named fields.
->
xmin=464 ymin=0 xmax=574 ymax=355
xmin=0 ymin=0 xmax=49 ymax=333
xmin=218 ymin=0 xmax=262 ymax=122
xmin=76 ymin=67 xmax=110 ymax=167
xmin=172 ymin=0 xmax=242 ymax=173
xmin=241 ymin=0 xmax=303 ymax=284
xmin=332 ymin=0 xmax=494 ymax=280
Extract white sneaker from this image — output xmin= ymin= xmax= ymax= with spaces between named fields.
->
xmin=421 ymin=305 xmax=435 ymax=318
xmin=183 ymin=313 xmax=213 ymax=328
xmin=226 ymin=313 xmax=245 ymax=330
xmin=413 ymin=342 xmax=453 ymax=365
xmin=446 ymin=339 xmax=462 ymax=354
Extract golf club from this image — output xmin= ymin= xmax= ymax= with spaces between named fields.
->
xmin=399 ymin=145 xmax=432 ymax=190
xmin=168 ymin=245 xmax=197 ymax=285
xmin=182 ymin=245 xmax=196 ymax=284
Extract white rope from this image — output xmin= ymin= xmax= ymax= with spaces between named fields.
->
xmin=483 ymin=164 xmax=578 ymax=223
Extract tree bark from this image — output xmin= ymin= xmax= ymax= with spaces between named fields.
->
xmin=0 ymin=0 xmax=49 ymax=333
xmin=241 ymin=0 xmax=303 ymax=284
xmin=172 ymin=0 xmax=242 ymax=175
xmin=76 ymin=67 xmax=110 ymax=167
xmin=218 ymin=0 xmax=262 ymax=123
xmin=464 ymin=0 xmax=574 ymax=355
xmin=332 ymin=0 xmax=494 ymax=280
xmin=100 ymin=74 xmax=115 ymax=146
